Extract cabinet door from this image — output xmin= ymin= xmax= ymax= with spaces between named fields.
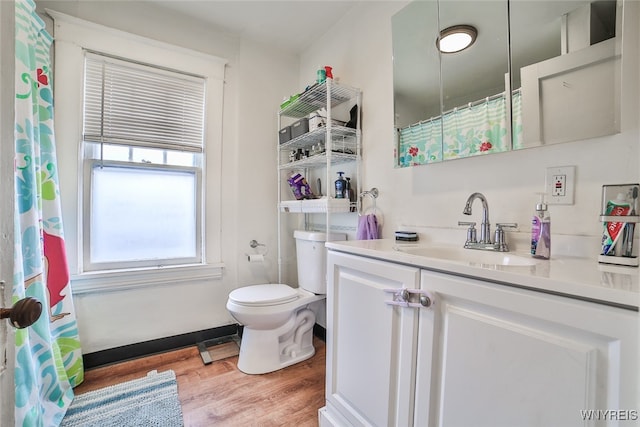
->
xmin=326 ymin=251 xmax=421 ymax=427
xmin=415 ymin=270 xmax=638 ymax=427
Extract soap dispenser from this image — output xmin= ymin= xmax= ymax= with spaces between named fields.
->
xmin=531 ymin=193 xmax=551 ymax=259
xmin=335 ymin=172 xmax=346 ymax=199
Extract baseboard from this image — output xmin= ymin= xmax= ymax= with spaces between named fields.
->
xmin=83 ymin=323 xmax=326 ymax=369
xmin=83 ymin=324 xmax=239 ymax=369
xmin=313 ymin=324 xmax=326 ymax=341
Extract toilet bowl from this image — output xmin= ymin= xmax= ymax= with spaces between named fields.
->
xmin=227 ymin=284 xmax=324 ymax=374
xmin=226 ymin=230 xmax=346 ymax=374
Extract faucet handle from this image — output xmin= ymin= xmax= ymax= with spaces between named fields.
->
xmin=458 ymin=221 xmax=477 ymax=244
xmin=494 ymin=223 xmax=518 ymax=250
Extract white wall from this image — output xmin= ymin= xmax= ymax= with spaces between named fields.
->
xmin=299 ymin=0 xmax=639 ymax=255
xmin=36 ymin=0 xmax=298 ymax=353
xmin=33 ymin=0 xmax=638 ymax=352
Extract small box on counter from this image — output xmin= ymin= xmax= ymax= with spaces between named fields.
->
xmin=279 ymin=126 xmax=292 ymax=144
xmin=395 ymin=231 xmax=418 ymax=242
xmin=291 ymin=118 xmax=309 ymax=139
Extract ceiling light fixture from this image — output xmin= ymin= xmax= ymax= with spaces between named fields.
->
xmin=437 ymin=25 xmax=477 ymax=54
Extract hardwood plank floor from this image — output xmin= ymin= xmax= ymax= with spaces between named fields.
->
xmin=73 ymin=337 xmax=326 ymax=426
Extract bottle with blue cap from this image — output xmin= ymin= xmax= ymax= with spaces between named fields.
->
xmin=335 ymin=172 xmax=346 ymax=199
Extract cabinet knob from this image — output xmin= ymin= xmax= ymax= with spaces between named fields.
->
xmin=419 ymin=295 xmax=432 ymax=307
xmin=384 ymin=288 xmax=436 ymax=309
xmin=0 ymin=297 xmax=43 ymax=329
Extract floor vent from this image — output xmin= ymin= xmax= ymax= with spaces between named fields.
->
xmin=197 ymin=335 xmax=240 ymax=365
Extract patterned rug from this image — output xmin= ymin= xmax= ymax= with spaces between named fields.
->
xmin=61 ymin=370 xmax=183 ymax=427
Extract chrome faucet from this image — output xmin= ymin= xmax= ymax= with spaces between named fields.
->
xmin=462 ymin=192 xmax=491 ymax=243
xmin=459 ymin=192 xmax=517 ymax=252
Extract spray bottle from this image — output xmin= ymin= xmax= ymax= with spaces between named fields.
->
xmin=531 ymin=192 xmax=551 ymax=259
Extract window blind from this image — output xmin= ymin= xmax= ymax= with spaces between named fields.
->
xmin=83 ymin=52 xmax=205 ymax=152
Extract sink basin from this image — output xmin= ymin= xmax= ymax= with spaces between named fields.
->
xmin=395 ymin=245 xmax=538 ymax=267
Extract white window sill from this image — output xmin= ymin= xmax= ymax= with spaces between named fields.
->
xmin=70 ymin=263 xmax=225 ymax=294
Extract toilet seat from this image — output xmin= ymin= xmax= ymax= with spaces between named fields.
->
xmin=228 ymin=284 xmax=298 ymax=307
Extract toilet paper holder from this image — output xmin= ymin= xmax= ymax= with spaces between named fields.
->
xmin=246 ymin=239 xmax=268 ymax=262
xmin=249 ymin=240 xmax=265 ymax=250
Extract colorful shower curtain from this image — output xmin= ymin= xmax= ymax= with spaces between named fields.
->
xmin=441 ymin=96 xmax=509 ymax=160
xmin=14 ymin=0 xmax=84 ymax=425
xmin=397 ymin=92 xmax=523 ymax=167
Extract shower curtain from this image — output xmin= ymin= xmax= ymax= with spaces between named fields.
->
xmin=397 ymin=93 xmax=517 ymax=167
xmin=14 ymin=0 xmax=84 ymax=425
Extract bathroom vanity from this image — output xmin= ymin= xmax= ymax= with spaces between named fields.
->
xmin=319 ymin=240 xmax=639 ymax=427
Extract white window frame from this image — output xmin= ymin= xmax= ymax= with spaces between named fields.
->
xmin=82 ymin=160 xmax=203 ymax=271
xmin=49 ymin=10 xmax=226 ymax=293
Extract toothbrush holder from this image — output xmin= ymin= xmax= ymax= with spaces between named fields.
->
xmin=598 ymin=183 xmax=639 ymax=267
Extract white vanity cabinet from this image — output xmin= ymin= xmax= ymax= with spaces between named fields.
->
xmin=320 ymin=250 xmax=639 ymax=427
xmin=416 ymin=270 xmax=638 ymax=427
xmin=321 ymin=251 xmax=421 ymax=427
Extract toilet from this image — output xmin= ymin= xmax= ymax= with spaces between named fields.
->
xmin=226 ymin=230 xmax=345 ymax=374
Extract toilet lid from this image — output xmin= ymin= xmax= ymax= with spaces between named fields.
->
xmin=229 ymin=284 xmax=298 ymax=307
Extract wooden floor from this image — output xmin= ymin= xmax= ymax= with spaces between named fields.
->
xmin=73 ymin=337 xmax=326 ymax=426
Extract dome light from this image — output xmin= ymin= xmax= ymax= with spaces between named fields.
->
xmin=437 ymin=25 xmax=477 ymax=54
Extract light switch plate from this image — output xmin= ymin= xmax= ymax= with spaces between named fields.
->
xmin=546 ymin=166 xmax=575 ymax=205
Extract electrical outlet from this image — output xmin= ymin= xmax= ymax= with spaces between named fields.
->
xmin=552 ymin=174 xmax=566 ymax=196
xmin=546 ymin=166 xmax=575 ymax=205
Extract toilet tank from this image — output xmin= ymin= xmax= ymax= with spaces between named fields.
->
xmin=294 ymin=230 xmax=346 ymax=294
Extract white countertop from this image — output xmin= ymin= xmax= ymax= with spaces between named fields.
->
xmin=326 ymin=239 xmax=640 ymax=310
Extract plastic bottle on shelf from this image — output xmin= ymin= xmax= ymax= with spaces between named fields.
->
xmin=324 ymin=66 xmax=333 ymax=79
xmin=317 ymin=68 xmax=326 ymax=84
xmin=345 ymin=177 xmax=356 ymax=211
xmin=335 ymin=172 xmax=346 ymax=199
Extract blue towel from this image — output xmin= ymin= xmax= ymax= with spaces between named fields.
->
xmin=356 ymin=214 xmax=379 ymax=240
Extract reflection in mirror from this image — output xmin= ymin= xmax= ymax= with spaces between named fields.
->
xmin=392 ymin=0 xmax=623 ymax=167
xmin=392 ymin=1 xmax=442 ymax=166
xmin=393 ymin=0 xmax=511 ymax=167
xmin=510 ymin=0 xmax=620 ymax=148
xmin=438 ymin=0 xmax=510 ymax=160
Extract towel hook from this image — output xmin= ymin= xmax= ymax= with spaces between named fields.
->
xmin=361 ymin=188 xmax=379 ymax=199
xmin=359 ymin=187 xmax=380 ymax=219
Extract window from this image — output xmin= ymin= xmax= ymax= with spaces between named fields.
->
xmin=51 ymin=12 xmax=226 ymax=291
xmin=81 ymin=52 xmax=205 ymax=271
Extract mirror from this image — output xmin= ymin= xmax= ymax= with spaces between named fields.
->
xmin=392 ymin=1 xmax=443 ymax=165
xmin=438 ymin=0 xmax=510 ymax=160
xmin=511 ymin=0 xmax=619 ymax=148
xmin=393 ymin=0 xmax=622 ymax=167
xmin=392 ymin=1 xmax=441 ymax=128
